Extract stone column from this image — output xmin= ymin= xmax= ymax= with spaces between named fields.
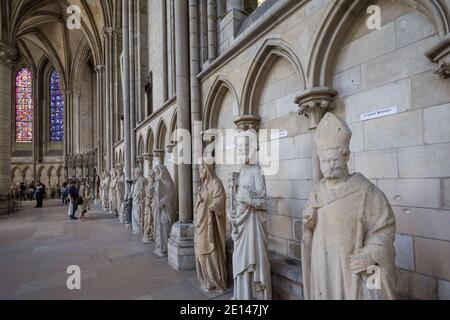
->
xmin=168 ymin=0 xmax=195 ymax=271
xmin=161 ymin=0 xmax=169 ymax=102
xmin=0 ymin=44 xmax=16 ymax=215
xmin=122 ymin=0 xmax=131 ymax=181
xmin=142 ymin=153 xmax=153 ymax=177
xmin=189 ymin=0 xmax=202 ymax=213
xmin=95 ymin=65 xmax=105 ymax=174
xmin=129 ymin=0 xmax=137 ymax=170
xmin=207 ymin=0 xmax=217 ymax=62
xmin=104 ymin=27 xmax=114 ymax=170
xmin=294 ymin=87 xmax=337 ymax=184
xmin=226 ymin=0 xmax=245 ymax=11
xmin=65 ymin=90 xmax=73 ymax=155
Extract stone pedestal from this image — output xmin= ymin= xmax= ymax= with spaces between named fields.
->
xmin=0 ymin=195 xmax=9 ymax=216
xmin=168 ymin=222 xmax=196 ymax=271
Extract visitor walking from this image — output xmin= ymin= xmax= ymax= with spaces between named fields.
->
xmin=61 ymin=183 xmax=69 ymax=206
xmin=68 ymin=181 xmax=79 ymax=220
xmin=28 ymin=182 xmax=35 ymax=201
xmin=19 ymin=182 xmax=27 ymax=201
xmin=35 ymin=182 xmax=45 ymax=208
xmin=79 ymin=181 xmax=91 ymax=221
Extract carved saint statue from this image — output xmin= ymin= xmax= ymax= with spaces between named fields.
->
xmin=302 ymin=113 xmax=397 ymax=300
xmin=109 ymin=169 xmax=118 ymax=216
xmin=99 ymin=172 xmax=105 ymax=205
xmin=194 ymin=161 xmax=227 ymax=292
xmin=153 ymin=164 xmax=176 ymax=257
xmin=116 ymin=166 xmax=125 ymax=221
xmin=102 ymin=171 xmax=110 ymax=210
xmin=96 ymin=175 xmax=101 ymax=200
xmin=229 ymin=134 xmax=272 ymax=300
xmin=142 ymin=169 xmax=156 ymax=244
xmin=131 ymin=167 xmax=148 ymax=235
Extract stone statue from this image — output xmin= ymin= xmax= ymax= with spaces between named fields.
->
xmin=153 ymin=164 xmax=176 ymax=257
xmin=116 ymin=166 xmax=125 ymax=222
xmin=101 ymin=171 xmax=110 ymax=210
xmin=142 ymin=169 xmax=156 ymax=244
xmin=229 ymin=135 xmax=272 ymax=300
xmin=109 ymin=169 xmax=118 ymax=216
xmin=99 ymin=172 xmax=104 ymax=203
xmin=194 ymin=161 xmax=227 ymax=292
xmin=301 ymin=113 xmax=397 ymax=300
xmin=96 ymin=175 xmax=101 ymax=200
xmin=131 ymin=167 xmax=148 ymax=235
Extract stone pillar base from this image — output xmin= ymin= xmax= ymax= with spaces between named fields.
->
xmin=0 ymin=194 xmax=10 ymax=216
xmin=168 ymin=221 xmax=196 ymax=271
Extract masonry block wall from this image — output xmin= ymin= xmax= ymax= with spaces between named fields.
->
xmin=199 ymin=0 xmax=450 ymax=299
xmin=330 ymin=0 xmax=450 ymax=300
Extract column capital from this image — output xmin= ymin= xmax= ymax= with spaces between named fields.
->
xmin=142 ymin=153 xmax=153 ymax=161
xmin=0 ymin=41 xmax=17 ymax=68
xmin=201 ymin=130 xmax=217 ymax=145
xmin=294 ymin=87 xmax=337 ymax=130
xmin=166 ymin=142 xmax=177 ymax=154
xmin=426 ymin=34 xmax=450 ymax=79
xmin=103 ymin=27 xmax=116 ymax=35
xmin=234 ymin=115 xmax=261 ymax=132
xmin=95 ymin=64 xmax=105 ymax=72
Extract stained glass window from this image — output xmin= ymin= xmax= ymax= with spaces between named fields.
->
xmin=15 ymin=67 xmax=33 ymax=143
xmin=50 ymin=69 xmax=64 ymax=142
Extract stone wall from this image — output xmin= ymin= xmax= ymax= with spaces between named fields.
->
xmin=0 ymin=61 xmax=12 ymax=214
xmin=198 ymin=0 xmax=450 ymax=299
xmin=332 ymin=0 xmax=450 ymax=300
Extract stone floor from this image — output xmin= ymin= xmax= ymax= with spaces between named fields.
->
xmin=0 ymin=200 xmax=233 ymax=300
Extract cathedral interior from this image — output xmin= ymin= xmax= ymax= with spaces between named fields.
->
xmin=1 ymin=0 xmax=450 ymax=301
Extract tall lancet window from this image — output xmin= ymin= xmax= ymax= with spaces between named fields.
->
xmin=49 ymin=69 xmax=64 ymax=142
xmin=15 ymin=67 xmax=33 ymax=143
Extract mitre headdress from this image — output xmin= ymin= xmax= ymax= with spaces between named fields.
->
xmin=315 ymin=113 xmax=352 ymax=152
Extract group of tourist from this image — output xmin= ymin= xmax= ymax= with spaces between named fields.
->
xmin=10 ymin=179 xmax=93 ymax=219
xmin=10 ymin=181 xmax=62 ymax=202
xmin=10 ymin=181 xmax=52 ymax=208
xmin=64 ymin=180 xmax=92 ymax=221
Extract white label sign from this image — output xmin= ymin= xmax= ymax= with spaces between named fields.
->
xmin=361 ymin=107 xmax=398 ymax=121
xmin=271 ymin=130 xmax=288 ymax=140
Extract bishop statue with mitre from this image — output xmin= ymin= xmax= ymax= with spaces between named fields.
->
xmin=301 ymin=112 xmax=397 ymax=300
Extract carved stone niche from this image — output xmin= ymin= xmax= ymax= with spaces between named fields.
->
xmin=426 ymin=34 xmax=450 ymax=79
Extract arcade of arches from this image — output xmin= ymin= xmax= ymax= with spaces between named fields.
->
xmin=1 ymin=0 xmax=450 ymax=300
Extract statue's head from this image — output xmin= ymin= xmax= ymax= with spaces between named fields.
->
xmin=315 ymin=113 xmax=352 ymax=180
xmin=237 ymin=130 xmax=258 ymax=165
xmin=134 ymin=167 xmax=143 ymax=179
xmin=199 ymin=160 xmax=215 ymax=181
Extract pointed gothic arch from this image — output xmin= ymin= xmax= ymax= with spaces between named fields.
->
xmin=306 ymin=0 xmax=450 ymax=89
xmin=203 ymin=75 xmax=240 ymax=130
xmin=156 ymin=119 xmax=168 ymax=150
xmin=240 ymin=37 xmax=306 ymax=116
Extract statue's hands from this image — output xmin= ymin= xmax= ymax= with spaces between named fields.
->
xmin=350 ymin=252 xmax=375 ymax=275
xmin=303 ymin=207 xmax=317 ymax=230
